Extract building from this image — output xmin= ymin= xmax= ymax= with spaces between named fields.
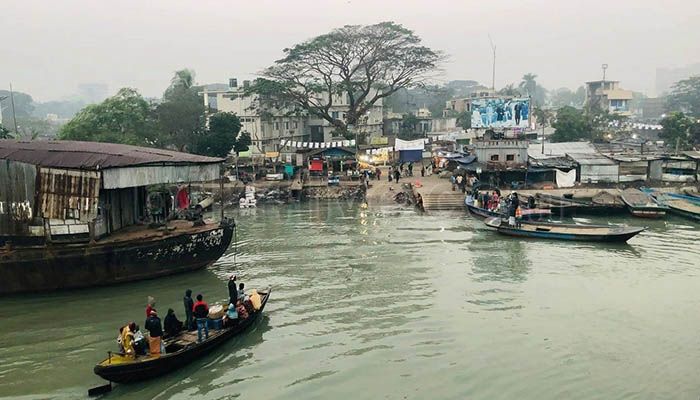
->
xmin=474 ymin=139 xmax=528 ymax=167
xmin=584 ymin=80 xmax=634 ymax=116
xmin=383 ymin=107 xmax=432 ymax=137
xmin=202 ymin=79 xmax=383 ymax=155
xmin=636 ymin=97 xmax=667 ymax=121
xmin=443 ymin=89 xmax=497 ymax=116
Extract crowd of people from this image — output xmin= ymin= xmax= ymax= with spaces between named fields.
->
xmin=466 ymin=189 xmax=524 ymax=227
xmin=385 ymin=161 xmax=434 ymax=184
xmin=116 ymin=275 xmax=261 ymax=359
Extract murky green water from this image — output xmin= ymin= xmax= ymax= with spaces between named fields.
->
xmin=1 ymin=202 xmax=700 ymax=399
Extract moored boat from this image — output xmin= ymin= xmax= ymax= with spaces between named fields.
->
xmin=649 ymin=193 xmax=700 ymax=222
xmin=620 ymin=188 xmax=668 ymax=218
xmin=466 ymin=203 xmax=552 ymax=221
xmin=0 ymin=140 xmax=232 ymax=295
xmin=94 ymin=288 xmax=271 ymax=384
xmin=484 ymin=217 xmax=644 ymax=242
xmin=535 ymin=192 xmax=625 ymax=216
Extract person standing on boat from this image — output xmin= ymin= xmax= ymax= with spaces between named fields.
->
xmin=144 ymin=310 xmax=164 ymax=355
xmin=508 ymin=193 xmax=520 ymax=226
xmin=192 ymin=294 xmax=209 ymax=342
xmin=146 ymin=296 xmax=156 ymax=318
xmin=228 ymin=275 xmax=238 ymax=305
xmin=183 ymin=289 xmax=194 ymax=331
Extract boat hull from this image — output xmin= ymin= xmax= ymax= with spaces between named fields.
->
xmin=484 ymin=218 xmax=644 ymax=243
xmin=94 ymin=289 xmax=270 ymax=383
xmin=0 ymin=222 xmax=234 ymax=295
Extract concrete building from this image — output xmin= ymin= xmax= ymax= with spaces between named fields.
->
xmin=474 ymin=140 xmax=528 ymax=168
xmin=383 ymin=107 xmax=432 ymax=137
xmin=584 ymin=80 xmax=634 ymax=116
xmin=202 ymin=79 xmax=383 ymax=155
xmin=443 ymin=89 xmax=498 ymax=116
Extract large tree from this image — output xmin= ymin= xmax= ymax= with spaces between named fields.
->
xmin=518 ymin=73 xmax=547 ymax=106
xmin=550 ymin=87 xmax=585 ymax=108
xmin=59 ymin=88 xmax=159 ymax=145
xmin=155 ymin=69 xmax=205 ymax=151
xmin=667 ymin=75 xmax=700 ymax=117
xmin=257 ymin=21 xmax=443 ymax=138
xmin=0 ymin=90 xmax=34 ymax=122
xmin=551 ymin=106 xmax=592 ymax=142
xmin=191 ymin=112 xmax=242 ymax=158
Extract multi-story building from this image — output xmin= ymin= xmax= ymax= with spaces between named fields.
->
xmin=443 ymin=89 xmax=497 ymax=116
xmin=584 ymin=80 xmax=634 ymax=116
xmin=201 ymin=79 xmax=383 ymax=154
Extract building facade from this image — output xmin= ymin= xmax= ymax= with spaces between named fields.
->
xmin=584 ymin=80 xmax=634 ymax=116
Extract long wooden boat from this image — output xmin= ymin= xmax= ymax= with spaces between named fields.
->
xmin=682 ymin=189 xmax=700 ymax=200
xmin=484 ymin=217 xmax=644 ymax=242
xmin=94 ymin=288 xmax=271 ymax=384
xmin=650 ymin=193 xmax=700 ymax=222
xmin=0 ymin=219 xmax=235 ymax=295
xmin=620 ymin=188 xmax=668 ymax=218
xmin=535 ymin=193 xmax=625 ymax=216
xmin=466 ymin=204 xmax=552 ymax=221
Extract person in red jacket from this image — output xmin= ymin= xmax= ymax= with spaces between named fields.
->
xmin=192 ymin=294 xmax=209 ymax=342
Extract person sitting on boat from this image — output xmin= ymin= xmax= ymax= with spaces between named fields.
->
xmin=146 ymin=296 xmax=156 ymax=318
xmin=223 ymin=303 xmax=238 ymax=327
xmin=183 ymin=289 xmax=194 ymax=331
xmin=237 ymin=282 xmax=248 ymax=303
xmin=120 ymin=323 xmax=136 ymax=358
xmin=236 ymin=300 xmax=249 ymax=320
xmin=132 ymin=323 xmax=148 ymax=355
xmin=163 ymin=308 xmax=183 ymax=338
xmin=228 ymin=275 xmax=238 ymax=305
xmin=145 ymin=310 xmax=164 ymax=355
xmin=192 ymin=294 xmax=209 ymax=342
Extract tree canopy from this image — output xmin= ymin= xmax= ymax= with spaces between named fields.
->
xmin=667 ymin=75 xmax=700 ymax=117
xmin=551 ymin=106 xmax=592 ymax=142
xmin=518 ymin=73 xmax=547 ymax=106
xmin=659 ymin=112 xmax=698 ymax=151
xmin=257 ymin=21 xmax=443 ymax=138
xmin=155 ymin=69 xmax=205 ymax=151
xmin=192 ymin=112 xmax=242 ymax=158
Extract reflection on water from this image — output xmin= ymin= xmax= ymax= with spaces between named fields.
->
xmin=0 ymin=202 xmax=699 ymax=400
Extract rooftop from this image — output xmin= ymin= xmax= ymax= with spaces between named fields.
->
xmin=0 ymin=140 xmax=222 ymax=170
xmin=528 ymin=141 xmax=596 ymax=160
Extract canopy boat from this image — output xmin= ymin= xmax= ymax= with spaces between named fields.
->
xmin=620 ymin=188 xmax=668 ymax=218
xmin=94 ymin=288 xmax=271 ymax=384
xmin=466 ymin=203 xmax=552 ymax=221
xmin=649 ymin=193 xmax=700 ymax=222
xmin=484 ymin=217 xmax=644 ymax=242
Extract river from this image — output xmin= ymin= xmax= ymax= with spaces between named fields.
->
xmin=1 ymin=202 xmax=699 ymax=399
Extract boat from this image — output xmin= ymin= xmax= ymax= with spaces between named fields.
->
xmin=682 ymin=188 xmax=700 ymax=200
xmin=484 ymin=217 xmax=645 ymax=242
xmin=535 ymin=193 xmax=625 ymax=216
xmin=649 ymin=192 xmax=700 ymax=222
xmin=620 ymin=188 xmax=668 ymax=218
xmin=0 ymin=140 xmax=233 ymax=295
xmin=466 ymin=203 xmax=552 ymax=221
xmin=94 ymin=288 xmax=271 ymax=384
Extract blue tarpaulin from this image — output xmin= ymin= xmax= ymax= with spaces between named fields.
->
xmin=399 ymin=150 xmax=422 ymax=162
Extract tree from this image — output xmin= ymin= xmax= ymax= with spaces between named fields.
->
xmin=659 ymin=112 xmax=696 ymax=151
xmin=0 ymin=125 xmax=12 ymax=139
xmin=257 ymin=22 xmax=443 ymax=138
xmin=155 ymin=69 xmax=205 ymax=151
xmin=498 ymin=83 xmax=521 ymax=97
xmin=667 ymin=75 xmax=700 ymax=117
xmin=0 ymin=90 xmax=34 ymax=122
xmin=551 ymin=106 xmax=592 ymax=142
xmin=59 ymin=88 xmax=159 ymax=145
xmin=456 ymin=110 xmax=471 ymax=129
xmin=192 ymin=112 xmax=241 ymax=158
xmin=550 ymin=87 xmax=585 ymax=108
xmin=518 ymin=73 xmax=547 ymax=106
xmin=398 ymin=113 xmax=422 ymax=140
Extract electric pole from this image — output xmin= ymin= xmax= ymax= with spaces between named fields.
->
xmin=9 ymin=83 xmax=19 ymax=134
xmin=489 ymin=35 xmax=496 ymax=91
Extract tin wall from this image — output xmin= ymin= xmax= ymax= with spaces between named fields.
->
xmin=0 ymin=160 xmax=37 ymax=235
xmin=38 ymin=168 xmax=100 ymax=221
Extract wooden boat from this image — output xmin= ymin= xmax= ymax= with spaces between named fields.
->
xmin=682 ymin=189 xmax=700 ymax=200
xmin=466 ymin=203 xmax=552 ymax=221
xmin=535 ymin=193 xmax=625 ymax=216
xmin=650 ymin=193 xmax=700 ymax=222
xmin=620 ymin=188 xmax=668 ymax=218
xmin=484 ymin=217 xmax=644 ymax=242
xmin=94 ymin=288 xmax=271 ymax=384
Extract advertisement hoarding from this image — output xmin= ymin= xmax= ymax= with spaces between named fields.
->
xmin=470 ymin=97 xmax=530 ymax=128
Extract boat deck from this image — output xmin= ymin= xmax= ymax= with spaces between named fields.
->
xmin=98 ymin=219 xmax=221 ymax=245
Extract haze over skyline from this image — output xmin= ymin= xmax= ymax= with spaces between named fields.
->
xmin=1 ymin=0 xmax=698 ymax=101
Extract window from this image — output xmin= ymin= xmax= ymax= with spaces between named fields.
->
xmin=285 ymin=122 xmax=290 ymax=130
xmin=490 ymin=154 xmax=499 ymax=161
xmin=331 ymin=111 xmax=339 ymax=119
xmin=274 ymin=122 xmax=279 ymax=130
xmin=506 ymin=154 xmax=515 ymax=161
xmin=293 ymin=121 xmax=298 ymax=129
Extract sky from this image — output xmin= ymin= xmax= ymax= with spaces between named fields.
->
xmin=1 ymin=0 xmax=699 ymax=101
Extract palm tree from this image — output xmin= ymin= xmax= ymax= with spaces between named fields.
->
xmin=519 ymin=73 xmax=538 ymax=97
xmin=498 ymin=83 xmax=521 ymax=96
xmin=170 ymin=69 xmax=195 ymax=90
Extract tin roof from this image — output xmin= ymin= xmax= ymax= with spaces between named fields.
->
xmin=0 ymin=140 xmax=222 ymax=170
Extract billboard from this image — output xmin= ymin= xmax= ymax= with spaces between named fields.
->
xmin=470 ymin=97 xmax=530 ymax=128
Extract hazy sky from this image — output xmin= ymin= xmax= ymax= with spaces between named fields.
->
xmin=2 ymin=0 xmax=698 ymax=101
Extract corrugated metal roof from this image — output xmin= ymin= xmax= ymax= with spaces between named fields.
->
xmin=567 ymin=153 xmax=617 ymax=165
xmin=0 ymin=140 xmax=222 ymax=170
xmin=528 ymin=142 xmax=596 ymax=159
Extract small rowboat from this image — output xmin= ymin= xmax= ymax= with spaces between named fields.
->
xmin=484 ymin=217 xmax=644 ymax=242
xmin=650 ymin=192 xmax=700 ymax=222
xmin=466 ymin=203 xmax=552 ymax=221
xmin=94 ymin=288 xmax=271 ymax=384
xmin=620 ymin=188 xmax=668 ymax=218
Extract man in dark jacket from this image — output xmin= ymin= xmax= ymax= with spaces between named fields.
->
xmin=163 ymin=308 xmax=183 ymax=338
xmin=183 ymin=289 xmax=194 ymax=331
xmin=192 ymin=294 xmax=209 ymax=342
xmin=144 ymin=310 xmax=164 ymax=355
xmin=227 ymin=275 xmax=238 ymax=305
